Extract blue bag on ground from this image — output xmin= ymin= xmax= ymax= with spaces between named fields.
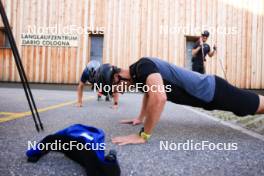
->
xmin=26 ymin=124 xmax=121 ymax=176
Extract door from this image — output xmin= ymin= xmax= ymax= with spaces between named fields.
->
xmin=90 ymin=35 xmax=104 ymax=64
xmin=185 ymin=36 xmax=199 ymax=70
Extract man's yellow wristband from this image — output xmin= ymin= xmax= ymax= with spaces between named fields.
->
xmin=139 ymin=128 xmax=151 ymax=141
xmin=140 ymin=132 xmax=151 ymax=141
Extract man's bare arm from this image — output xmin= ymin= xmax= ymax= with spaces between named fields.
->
xmin=143 ymin=73 xmax=167 ymax=134
xmin=111 ymin=92 xmax=119 ymax=109
xmin=113 ymin=92 xmax=119 ymax=104
xmin=208 ymin=50 xmax=216 ymax=57
xmin=77 ymin=82 xmax=85 ymax=107
xmin=138 ymin=93 xmax=148 ymax=121
xmin=192 ymin=46 xmax=201 ymax=57
xmin=208 ymin=44 xmax=217 ymax=57
xmin=112 ymin=73 xmax=166 ymax=145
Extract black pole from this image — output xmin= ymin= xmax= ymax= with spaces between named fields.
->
xmin=0 ymin=1 xmax=43 ymax=131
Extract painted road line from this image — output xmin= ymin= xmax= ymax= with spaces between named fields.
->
xmin=0 ymin=112 xmax=18 ymax=115
xmin=0 ymin=96 xmax=95 ymax=123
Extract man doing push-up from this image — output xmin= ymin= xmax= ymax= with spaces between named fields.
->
xmin=95 ymin=57 xmax=264 ymax=145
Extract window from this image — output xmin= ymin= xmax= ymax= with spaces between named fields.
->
xmin=0 ymin=27 xmax=11 ymax=48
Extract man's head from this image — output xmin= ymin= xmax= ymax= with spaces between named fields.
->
xmin=201 ymin=30 xmax=210 ymax=42
xmin=95 ymin=64 xmax=131 ymax=95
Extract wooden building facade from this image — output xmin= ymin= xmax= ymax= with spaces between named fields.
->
xmin=0 ymin=0 xmax=263 ymax=89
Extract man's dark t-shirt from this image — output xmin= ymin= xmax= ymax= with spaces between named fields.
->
xmin=192 ymin=41 xmax=210 ymax=65
xmin=129 ymin=57 xmax=260 ymax=117
xmin=129 ymin=57 xmax=215 ymax=103
xmin=80 ymin=67 xmax=94 ymax=84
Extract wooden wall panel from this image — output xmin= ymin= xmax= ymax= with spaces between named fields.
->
xmin=0 ymin=0 xmax=105 ymax=84
xmin=0 ymin=0 xmax=264 ymax=89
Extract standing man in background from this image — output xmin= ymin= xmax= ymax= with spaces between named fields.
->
xmin=192 ymin=30 xmax=217 ymax=74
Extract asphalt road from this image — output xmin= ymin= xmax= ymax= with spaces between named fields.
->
xmin=0 ymin=87 xmax=264 ymax=176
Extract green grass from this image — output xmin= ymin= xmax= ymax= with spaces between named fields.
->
xmin=195 ymin=108 xmax=264 ymax=135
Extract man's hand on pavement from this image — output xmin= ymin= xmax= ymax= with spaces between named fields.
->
xmin=111 ymin=104 xmax=119 ymax=109
xmin=112 ymin=134 xmax=146 ymax=145
xmin=77 ymin=102 xmax=83 ymax=107
xmin=119 ymin=118 xmax=143 ymax=126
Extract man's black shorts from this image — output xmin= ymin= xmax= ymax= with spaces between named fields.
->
xmin=166 ymin=76 xmax=260 ymax=116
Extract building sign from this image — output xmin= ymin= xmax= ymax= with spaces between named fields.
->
xmin=21 ymin=33 xmax=79 ymax=47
